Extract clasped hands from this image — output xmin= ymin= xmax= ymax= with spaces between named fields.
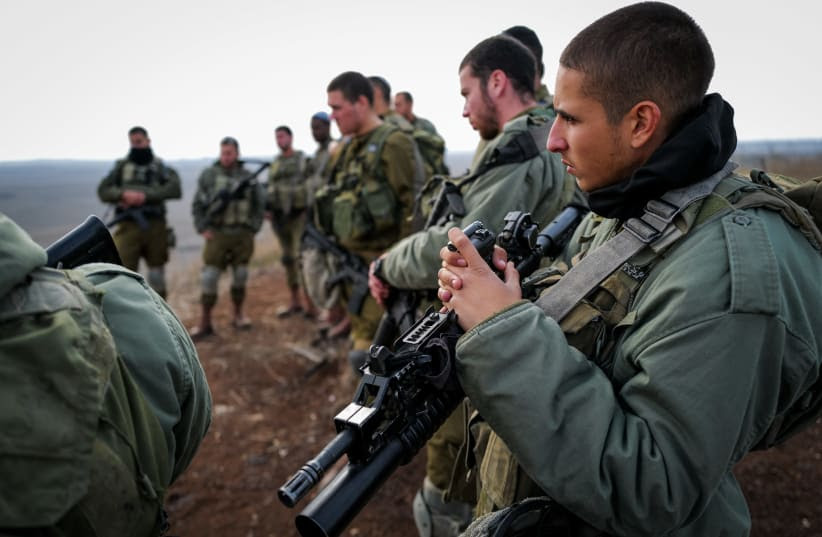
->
xmin=437 ymin=226 xmax=522 ymax=331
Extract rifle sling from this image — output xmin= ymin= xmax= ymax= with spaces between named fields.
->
xmin=459 ymin=121 xmax=550 ymax=193
xmin=535 ymin=161 xmax=734 ymax=322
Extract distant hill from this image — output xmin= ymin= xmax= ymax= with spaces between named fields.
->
xmin=1 ymin=141 xmax=818 ymax=258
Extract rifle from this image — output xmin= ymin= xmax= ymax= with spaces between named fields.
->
xmin=202 ymin=160 xmax=270 ymax=228
xmin=46 ymin=215 xmax=122 ymax=269
xmin=106 ymin=205 xmax=165 ymax=230
xmin=301 ymin=219 xmax=370 ymax=315
xmin=279 ymin=205 xmax=587 ymax=537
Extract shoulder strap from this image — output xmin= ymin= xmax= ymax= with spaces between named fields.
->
xmin=535 ymin=161 xmax=735 ymax=322
xmin=365 ymin=123 xmax=400 ymax=179
xmin=459 ymin=119 xmax=552 ymax=193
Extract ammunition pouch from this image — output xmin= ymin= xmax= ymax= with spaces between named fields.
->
xmin=331 ymin=175 xmax=398 ymax=243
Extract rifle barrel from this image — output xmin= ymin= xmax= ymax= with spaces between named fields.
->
xmin=294 ymin=437 xmax=406 ymax=537
xmin=278 ymin=428 xmax=355 ymax=508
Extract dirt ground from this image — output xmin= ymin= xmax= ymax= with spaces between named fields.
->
xmin=164 ymin=261 xmax=822 ymax=537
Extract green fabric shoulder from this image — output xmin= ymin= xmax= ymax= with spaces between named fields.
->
xmin=0 ymin=213 xmax=47 ymax=296
xmin=382 ymin=108 xmax=578 ymax=290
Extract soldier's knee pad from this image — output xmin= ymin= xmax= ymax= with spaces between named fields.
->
xmin=413 ymin=477 xmax=474 ymax=537
xmin=201 ymin=265 xmax=221 ymax=296
xmin=147 ymin=266 xmax=166 ymax=294
xmin=231 ymin=265 xmax=249 ymax=289
xmin=347 ymin=349 xmax=369 ymax=375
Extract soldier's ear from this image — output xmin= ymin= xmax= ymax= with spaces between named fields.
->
xmin=627 ymin=100 xmax=661 ymax=150
xmin=486 ymin=69 xmax=506 ymax=100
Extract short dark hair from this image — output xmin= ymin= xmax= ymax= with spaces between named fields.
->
xmin=275 ymin=125 xmax=292 ymax=136
xmin=459 ymin=35 xmax=536 ymax=99
xmin=128 ymin=126 xmax=148 ymax=137
xmin=503 ymin=25 xmax=544 ymax=78
xmin=327 ymin=71 xmax=374 ymax=106
xmin=220 ymin=136 xmax=239 ymax=150
xmin=396 ymin=91 xmax=413 ymax=104
xmin=560 ymin=1 xmax=714 ymax=128
xmin=368 ymin=76 xmax=392 ymax=106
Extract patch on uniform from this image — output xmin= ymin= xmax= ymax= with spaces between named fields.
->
xmin=367 ymin=143 xmax=379 ymax=153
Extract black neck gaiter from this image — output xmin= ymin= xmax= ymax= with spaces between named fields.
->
xmin=587 ymin=94 xmax=737 ymax=221
xmin=128 ymin=147 xmax=154 ymax=166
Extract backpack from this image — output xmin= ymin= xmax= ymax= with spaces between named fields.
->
xmin=749 ymin=169 xmax=822 ymax=241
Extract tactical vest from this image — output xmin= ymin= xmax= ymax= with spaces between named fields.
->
xmin=469 ymin=165 xmax=822 ymax=516
xmin=268 ymin=151 xmax=309 ymax=214
xmin=209 ymin=165 xmax=256 ymax=229
xmin=112 ymin=159 xmax=173 ymax=217
xmin=315 ymin=124 xmax=405 ymax=251
xmin=0 ymin=267 xmax=169 ymax=536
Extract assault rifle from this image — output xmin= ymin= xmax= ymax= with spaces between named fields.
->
xmin=301 ymin=219 xmax=370 ymax=315
xmin=46 ymin=215 xmax=122 ymax=269
xmin=202 ymin=160 xmax=270 ymax=228
xmin=106 ymin=205 xmax=164 ymax=230
xmin=279 ymin=205 xmax=587 ymax=537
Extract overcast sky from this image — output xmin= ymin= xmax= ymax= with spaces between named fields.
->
xmin=0 ymin=0 xmax=817 ymax=162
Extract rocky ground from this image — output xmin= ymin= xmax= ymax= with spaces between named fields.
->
xmin=163 ymin=241 xmax=822 ymax=537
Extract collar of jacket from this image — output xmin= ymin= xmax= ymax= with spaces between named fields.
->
xmin=587 ymin=93 xmax=737 ymax=221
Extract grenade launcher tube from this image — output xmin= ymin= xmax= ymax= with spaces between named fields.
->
xmin=292 ymin=388 xmax=464 ymax=537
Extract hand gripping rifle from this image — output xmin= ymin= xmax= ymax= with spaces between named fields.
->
xmin=202 ymin=160 xmax=270 ymax=227
xmin=301 ymin=218 xmax=371 ymax=315
xmin=278 ymin=205 xmax=587 ymax=537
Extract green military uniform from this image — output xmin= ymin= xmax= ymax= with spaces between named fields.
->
xmin=267 ymin=151 xmax=310 ymax=289
xmin=97 ymin=156 xmax=181 ymax=291
xmin=380 ymin=106 xmax=580 ymax=537
xmin=302 ymin=140 xmax=342 ymax=311
xmin=0 ymin=212 xmax=211 ymax=536
xmin=321 ymin=123 xmax=417 ymax=350
xmin=192 ymin=160 xmax=265 ymax=308
xmin=470 ymin=94 xmax=555 ymax=171
xmin=410 ymin=115 xmax=439 ymax=136
xmin=452 ymin=95 xmax=822 ymax=535
xmin=382 ymin=106 xmax=577 ymax=291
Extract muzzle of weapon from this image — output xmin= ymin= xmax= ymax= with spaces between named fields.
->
xmin=46 ymin=215 xmax=123 ymax=269
xmin=290 ymin=387 xmax=463 ymax=537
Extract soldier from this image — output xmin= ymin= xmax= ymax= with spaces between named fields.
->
xmin=471 ymin=25 xmax=556 ymax=170
xmin=305 ymin=111 xmax=335 ymax=198
xmin=367 ymin=34 xmax=581 ymax=537
xmin=301 ymin=111 xmax=350 ymax=338
xmin=438 ymin=3 xmax=822 ymax=535
xmin=97 ymin=126 xmax=181 ymax=298
xmin=266 ymin=125 xmax=315 ymax=318
xmin=370 ymin=75 xmax=448 ymax=189
xmin=190 ymin=136 xmax=265 ymax=339
xmin=0 ymin=211 xmax=211 ymax=535
xmin=394 ymin=91 xmax=439 ymax=136
xmin=321 ymin=70 xmax=417 ymax=367
xmin=502 ymin=25 xmax=553 ymax=107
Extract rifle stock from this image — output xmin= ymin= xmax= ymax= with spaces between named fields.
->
xmin=46 ymin=215 xmax=122 ymax=268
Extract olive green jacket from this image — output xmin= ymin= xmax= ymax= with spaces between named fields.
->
xmin=267 ymin=151 xmax=309 ymax=213
xmin=382 ymin=108 xmax=578 ymax=290
xmin=192 ymin=161 xmax=266 ymax=233
xmin=0 ymin=213 xmax=211 ymax=534
xmin=97 ymin=156 xmax=182 ymax=213
xmin=411 ymin=115 xmax=439 ymax=136
xmin=455 ymin=193 xmax=822 ymax=535
xmin=328 ymin=123 xmax=418 ymax=256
